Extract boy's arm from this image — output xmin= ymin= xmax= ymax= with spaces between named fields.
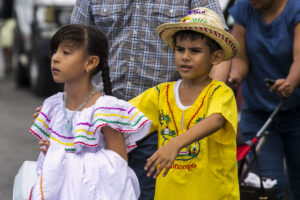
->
xmin=145 ymin=113 xmax=225 ymax=178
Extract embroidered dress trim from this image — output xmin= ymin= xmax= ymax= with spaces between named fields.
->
xmin=29 ymin=95 xmax=151 ymax=153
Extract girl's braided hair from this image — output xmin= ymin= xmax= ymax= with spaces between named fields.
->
xmin=50 ymin=24 xmax=112 ymax=95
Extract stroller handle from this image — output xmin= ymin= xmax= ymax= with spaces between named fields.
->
xmin=255 ymin=98 xmax=285 ymax=138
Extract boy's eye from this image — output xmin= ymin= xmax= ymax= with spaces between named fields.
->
xmin=175 ymin=47 xmax=184 ymax=52
xmin=191 ymin=48 xmax=201 ymax=53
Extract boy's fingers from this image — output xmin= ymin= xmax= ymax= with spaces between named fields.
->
xmin=36 ymin=106 xmax=42 ymax=112
xmin=33 ymin=106 xmax=42 ymax=119
xmin=147 ymin=158 xmax=161 ymax=177
xmin=40 ymin=147 xmax=48 ymax=153
xmin=144 ymin=156 xmax=155 ymax=170
xmin=162 ymin=163 xmax=172 ymax=177
xmin=153 ymin=160 xmax=168 ymax=179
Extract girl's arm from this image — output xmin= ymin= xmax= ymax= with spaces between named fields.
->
xmin=269 ymin=23 xmax=300 ymax=98
xmin=144 ymin=113 xmax=225 ymax=178
xmin=227 ymin=23 xmax=250 ymax=89
xmin=102 ymin=126 xmax=128 ymax=162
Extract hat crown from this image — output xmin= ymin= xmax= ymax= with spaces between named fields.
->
xmin=180 ymin=8 xmax=223 ymax=30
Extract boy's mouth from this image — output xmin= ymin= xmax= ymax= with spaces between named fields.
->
xmin=180 ymin=65 xmax=192 ymax=71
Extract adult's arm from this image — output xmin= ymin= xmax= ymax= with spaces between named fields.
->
xmin=227 ymin=23 xmax=250 ymax=89
xmin=70 ymin=0 xmax=93 ymax=25
xmin=270 ymin=23 xmax=300 ymax=97
xmin=210 ymin=60 xmax=231 ymax=82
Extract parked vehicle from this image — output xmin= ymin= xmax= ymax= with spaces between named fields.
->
xmin=12 ymin=0 xmax=75 ymax=96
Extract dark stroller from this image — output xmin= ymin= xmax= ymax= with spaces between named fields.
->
xmin=236 ymin=80 xmax=284 ymax=200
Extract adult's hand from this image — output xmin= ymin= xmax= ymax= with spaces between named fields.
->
xmin=227 ymin=70 xmax=243 ymax=89
xmin=269 ymin=78 xmax=296 ymax=98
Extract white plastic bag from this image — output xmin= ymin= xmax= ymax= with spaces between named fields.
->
xmin=13 ymin=161 xmax=37 ymax=200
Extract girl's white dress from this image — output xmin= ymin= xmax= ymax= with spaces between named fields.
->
xmin=29 ymin=93 xmax=151 ymax=200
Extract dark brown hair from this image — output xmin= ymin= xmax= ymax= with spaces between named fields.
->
xmin=173 ymin=30 xmax=221 ymax=53
xmin=50 ymin=24 xmax=112 ymax=95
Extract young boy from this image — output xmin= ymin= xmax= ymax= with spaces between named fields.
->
xmin=129 ymin=7 xmax=240 ymax=199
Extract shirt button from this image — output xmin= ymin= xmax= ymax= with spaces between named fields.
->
xmin=104 ymin=8 xmax=107 ymax=12
xmin=127 ymin=81 xmax=132 ymax=86
xmin=170 ymin=9 xmax=174 ymax=13
xmin=130 ymin=57 xmax=134 ymax=61
xmin=133 ymin=30 xmax=137 ymax=35
xmin=136 ymin=5 xmax=140 ymax=9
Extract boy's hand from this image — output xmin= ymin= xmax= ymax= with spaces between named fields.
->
xmin=144 ymin=140 xmax=180 ymax=179
xmin=33 ymin=106 xmax=42 ymax=122
xmin=39 ymin=139 xmax=50 ymax=154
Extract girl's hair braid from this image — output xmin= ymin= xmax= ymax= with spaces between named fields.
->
xmin=100 ymin=59 xmax=112 ymax=95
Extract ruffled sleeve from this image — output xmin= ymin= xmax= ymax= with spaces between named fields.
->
xmin=29 ymin=93 xmax=63 ymax=141
xmin=74 ymin=96 xmax=152 ymax=152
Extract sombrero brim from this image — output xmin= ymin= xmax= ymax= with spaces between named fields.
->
xmin=156 ymin=22 xmax=240 ymax=60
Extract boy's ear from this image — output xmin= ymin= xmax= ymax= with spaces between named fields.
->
xmin=85 ymin=56 xmax=100 ymax=72
xmin=211 ymin=50 xmax=224 ymax=65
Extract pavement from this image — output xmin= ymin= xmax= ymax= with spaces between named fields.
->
xmin=0 ymin=75 xmax=43 ymax=200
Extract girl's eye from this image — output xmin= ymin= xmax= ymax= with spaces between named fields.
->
xmin=63 ymin=51 xmax=71 ymax=55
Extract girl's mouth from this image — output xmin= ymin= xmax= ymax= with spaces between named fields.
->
xmin=51 ymin=67 xmax=60 ymax=73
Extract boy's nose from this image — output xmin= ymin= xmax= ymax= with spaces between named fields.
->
xmin=182 ymin=52 xmax=191 ymax=61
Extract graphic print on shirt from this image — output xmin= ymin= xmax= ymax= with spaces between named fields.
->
xmin=159 ymin=109 xmax=201 ymax=161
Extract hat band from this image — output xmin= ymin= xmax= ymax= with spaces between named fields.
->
xmin=159 ymin=26 xmax=238 ymax=56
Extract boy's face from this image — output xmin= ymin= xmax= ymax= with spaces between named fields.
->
xmin=174 ymin=37 xmax=220 ymax=82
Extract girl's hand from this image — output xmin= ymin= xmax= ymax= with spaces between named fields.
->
xmin=268 ymin=79 xmax=295 ymax=98
xmin=144 ymin=140 xmax=180 ymax=179
xmin=33 ymin=106 xmax=42 ymax=122
xmin=39 ymin=139 xmax=50 ymax=154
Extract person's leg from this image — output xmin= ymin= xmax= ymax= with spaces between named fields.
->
xmin=280 ymin=108 xmax=300 ymax=200
xmin=128 ymin=131 xmax=157 ymax=200
xmin=240 ymin=110 xmax=285 ymax=199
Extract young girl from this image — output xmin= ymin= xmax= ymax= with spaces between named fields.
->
xmin=28 ymin=24 xmax=151 ymax=200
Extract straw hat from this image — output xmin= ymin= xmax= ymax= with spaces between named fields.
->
xmin=156 ymin=7 xmax=240 ymax=60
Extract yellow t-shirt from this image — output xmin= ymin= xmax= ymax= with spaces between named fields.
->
xmin=129 ymin=80 xmax=239 ymax=200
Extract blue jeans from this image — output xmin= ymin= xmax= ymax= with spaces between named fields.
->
xmin=128 ymin=131 xmax=157 ymax=200
xmin=240 ymin=107 xmax=300 ymax=200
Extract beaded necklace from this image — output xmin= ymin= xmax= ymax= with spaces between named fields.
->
xmin=63 ymin=87 xmax=97 ymax=132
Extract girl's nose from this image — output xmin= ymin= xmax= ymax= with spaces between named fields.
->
xmin=51 ymin=51 xmax=59 ymax=64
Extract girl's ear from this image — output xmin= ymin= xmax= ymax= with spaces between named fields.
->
xmin=211 ymin=50 xmax=224 ymax=65
xmin=85 ymin=56 xmax=100 ymax=72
